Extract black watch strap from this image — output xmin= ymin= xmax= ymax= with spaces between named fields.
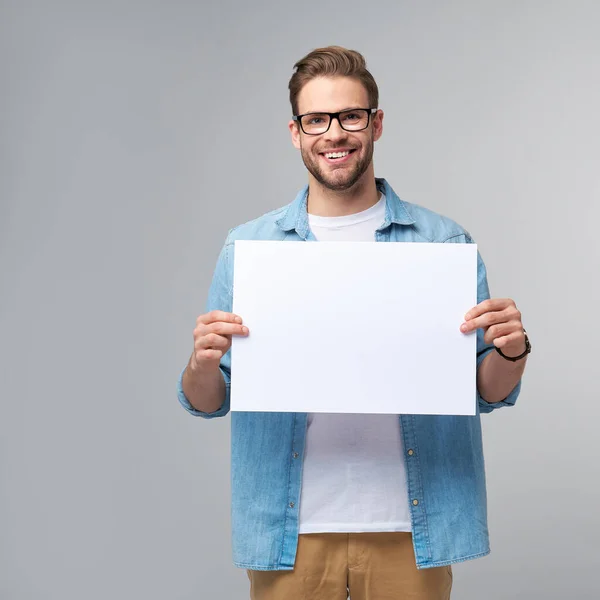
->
xmin=495 ymin=329 xmax=531 ymax=362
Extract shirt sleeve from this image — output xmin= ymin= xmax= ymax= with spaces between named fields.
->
xmin=446 ymin=233 xmax=522 ymax=413
xmin=177 ymin=236 xmax=233 ymax=419
xmin=474 ymin=245 xmax=521 ymax=413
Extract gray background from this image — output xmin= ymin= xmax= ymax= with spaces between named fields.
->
xmin=1 ymin=1 xmax=599 ymax=598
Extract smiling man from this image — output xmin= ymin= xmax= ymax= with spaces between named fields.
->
xmin=177 ymin=46 xmax=530 ymax=600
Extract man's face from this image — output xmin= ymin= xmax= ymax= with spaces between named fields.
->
xmin=289 ymin=77 xmax=383 ymax=192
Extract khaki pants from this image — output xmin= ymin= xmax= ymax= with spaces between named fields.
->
xmin=247 ymin=532 xmax=452 ymax=600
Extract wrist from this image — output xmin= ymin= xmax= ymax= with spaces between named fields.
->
xmin=495 ymin=330 xmax=531 ymax=362
xmin=188 ymin=354 xmax=220 ymax=378
xmin=498 ymin=342 xmax=525 ymax=356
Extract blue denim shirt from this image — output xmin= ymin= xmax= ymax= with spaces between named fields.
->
xmin=177 ymin=178 xmax=521 ymax=571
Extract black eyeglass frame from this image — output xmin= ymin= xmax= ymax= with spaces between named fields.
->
xmin=292 ymin=108 xmax=377 ymax=135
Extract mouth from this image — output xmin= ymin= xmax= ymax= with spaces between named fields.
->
xmin=319 ymin=148 xmax=357 ymax=165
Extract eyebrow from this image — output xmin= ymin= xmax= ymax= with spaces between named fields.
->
xmin=301 ymin=107 xmax=365 ymax=115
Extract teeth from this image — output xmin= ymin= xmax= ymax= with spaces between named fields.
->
xmin=325 ymin=151 xmax=350 ymax=159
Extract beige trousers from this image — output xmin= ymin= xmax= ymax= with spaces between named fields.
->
xmin=247 ymin=532 xmax=452 ymax=600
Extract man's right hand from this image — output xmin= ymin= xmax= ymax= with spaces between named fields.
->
xmin=191 ymin=310 xmax=249 ymax=372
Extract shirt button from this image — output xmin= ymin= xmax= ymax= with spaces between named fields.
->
xmin=407 ymin=449 xmax=414 ymax=456
xmin=293 ymin=452 xmax=299 ymax=459
xmin=289 ymin=502 xmax=295 ymax=508
xmin=412 ymin=499 xmax=419 ymax=506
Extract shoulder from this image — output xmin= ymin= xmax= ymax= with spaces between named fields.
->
xmin=224 ymin=205 xmax=290 ymax=246
xmin=402 ymin=200 xmax=474 ymax=243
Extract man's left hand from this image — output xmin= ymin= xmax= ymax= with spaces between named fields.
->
xmin=460 ymin=298 xmax=526 ymax=357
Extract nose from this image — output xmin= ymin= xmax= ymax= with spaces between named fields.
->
xmin=324 ymin=116 xmax=348 ymax=142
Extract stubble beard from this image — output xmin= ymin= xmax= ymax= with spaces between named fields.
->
xmin=300 ymin=134 xmax=374 ymax=192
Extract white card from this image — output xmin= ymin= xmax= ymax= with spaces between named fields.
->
xmin=231 ymin=240 xmax=477 ymax=415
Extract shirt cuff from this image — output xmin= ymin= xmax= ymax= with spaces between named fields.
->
xmin=476 ymin=348 xmax=522 ymax=414
xmin=176 ymin=367 xmax=230 ymax=419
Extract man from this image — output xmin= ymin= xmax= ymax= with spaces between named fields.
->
xmin=177 ymin=46 xmax=530 ymax=600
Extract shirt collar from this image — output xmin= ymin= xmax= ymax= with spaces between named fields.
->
xmin=275 ymin=178 xmax=415 ymax=238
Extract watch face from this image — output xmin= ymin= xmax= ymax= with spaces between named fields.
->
xmin=522 ymin=329 xmax=531 ymax=352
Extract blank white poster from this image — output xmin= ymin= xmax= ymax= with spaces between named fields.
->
xmin=231 ymin=240 xmax=478 ymax=415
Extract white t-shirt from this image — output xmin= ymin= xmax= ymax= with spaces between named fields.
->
xmin=298 ymin=195 xmax=412 ymax=534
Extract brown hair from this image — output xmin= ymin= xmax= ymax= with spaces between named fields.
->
xmin=288 ymin=46 xmax=379 ymax=115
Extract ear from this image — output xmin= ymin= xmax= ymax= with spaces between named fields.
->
xmin=372 ymin=109 xmax=384 ymax=142
xmin=289 ymin=120 xmax=301 ymax=149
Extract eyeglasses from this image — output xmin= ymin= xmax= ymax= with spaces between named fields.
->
xmin=293 ymin=108 xmax=377 ymax=135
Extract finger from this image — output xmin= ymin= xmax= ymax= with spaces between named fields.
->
xmin=464 ymin=298 xmax=515 ymax=321
xmin=483 ymin=321 xmax=521 ymax=345
xmin=467 ymin=305 xmax=521 ymax=334
xmin=493 ymin=330 xmax=525 ymax=349
xmin=461 ymin=309 xmax=510 ymax=333
xmin=205 ymin=322 xmax=249 ymax=337
xmin=196 ymin=332 xmax=231 ymax=351
xmin=195 ymin=348 xmax=223 ymax=362
xmin=197 ymin=310 xmax=243 ymax=326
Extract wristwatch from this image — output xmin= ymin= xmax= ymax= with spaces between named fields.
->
xmin=495 ymin=329 xmax=531 ymax=362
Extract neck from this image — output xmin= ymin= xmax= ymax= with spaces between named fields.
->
xmin=306 ymin=167 xmax=380 ymax=217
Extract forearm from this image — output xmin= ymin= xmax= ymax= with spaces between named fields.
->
xmin=182 ymin=355 xmax=227 ymax=413
xmin=477 ymin=350 xmax=527 ymax=404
